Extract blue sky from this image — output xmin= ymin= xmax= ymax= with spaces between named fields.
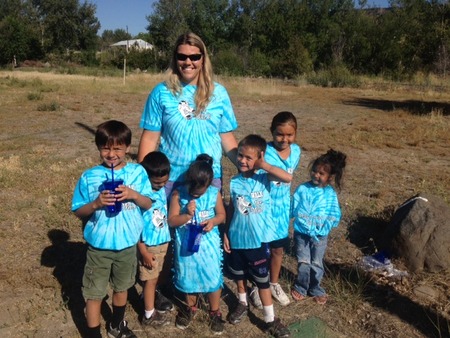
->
xmin=91 ymin=0 xmax=391 ymax=37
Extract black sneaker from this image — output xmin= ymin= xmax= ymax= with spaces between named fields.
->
xmin=228 ymin=302 xmax=248 ymax=325
xmin=175 ymin=306 xmax=196 ymax=330
xmin=209 ymin=310 xmax=224 ymax=335
xmin=155 ymin=289 xmax=174 ymax=312
xmin=107 ymin=320 xmax=137 ymax=338
xmin=265 ymin=317 xmax=290 ymax=338
xmin=140 ymin=310 xmax=171 ymax=327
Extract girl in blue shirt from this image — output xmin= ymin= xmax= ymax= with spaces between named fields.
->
xmin=168 ymin=154 xmax=226 ymax=335
xmin=290 ymin=149 xmax=347 ymax=305
xmin=250 ymin=112 xmax=301 ymax=308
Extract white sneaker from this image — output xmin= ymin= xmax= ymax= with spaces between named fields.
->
xmin=249 ymin=286 xmax=263 ymax=309
xmin=270 ymin=283 xmax=291 ymax=306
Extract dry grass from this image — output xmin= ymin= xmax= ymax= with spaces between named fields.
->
xmin=0 ymin=70 xmax=449 ymax=337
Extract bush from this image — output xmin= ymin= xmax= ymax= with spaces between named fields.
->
xmin=212 ymin=49 xmax=245 ymax=76
xmin=307 ymin=64 xmax=361 ymax=88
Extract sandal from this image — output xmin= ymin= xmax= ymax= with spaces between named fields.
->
xmin=290 ymin=289 xmax=306 ymax=301
xmin=314 ymin=295 xmax=328 ymax=305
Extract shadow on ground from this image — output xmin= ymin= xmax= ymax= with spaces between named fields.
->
xmin=326 ymin=262 xmax=449 ymax=338
xmin=41 ymin=229 xmax=88 ymax=337
xmin=343 ymin=98 xmax=450 ymax=116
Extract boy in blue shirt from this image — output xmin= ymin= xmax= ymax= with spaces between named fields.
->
xmin=138 ymin=151 xmax=173 ymax=328
xmin=72 ymin=120 xmax=153 ymax=338
xmin=223 ymin=134 xmax=291 ymax=338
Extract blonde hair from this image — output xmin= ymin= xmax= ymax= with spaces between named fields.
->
xmin=165 ymin=32 xmax=214 ymax=113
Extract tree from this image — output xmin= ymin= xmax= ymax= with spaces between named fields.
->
xmin=32 ymin=0 xmax=99 ymax=53
xmin=146 ymin=0 xmax=191 ymax=52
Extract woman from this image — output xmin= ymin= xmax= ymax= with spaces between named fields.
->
xmin=138 ymin=32 xmax=238 ymax=195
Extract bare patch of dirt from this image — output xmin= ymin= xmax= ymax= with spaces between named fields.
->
xmin=0 ymin=71 xmax=449 ymax=337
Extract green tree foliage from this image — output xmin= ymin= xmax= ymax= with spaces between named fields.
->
xmin=0 ymin=0 xmax=43 ymax=65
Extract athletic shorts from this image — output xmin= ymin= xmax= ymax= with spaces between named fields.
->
xmin=227 ymin=243 xmax=270 ymax=289
xmin=82 ymin=245 xmax=137 ymax=300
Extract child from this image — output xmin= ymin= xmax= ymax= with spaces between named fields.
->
xmin=71 ymin=120 xmax=153 ymax=338
xmin=290 ymin=149 xmax=347 ymax=305
xmin=224 ymin=134 xmax=291 ymax=338
xmin=249 ymin=112 xmax=301 ymax=308
xmin=168 ymin=154 xmax=226 ymax=335
xmin=138 ymin=151 xmax=173 ymax=328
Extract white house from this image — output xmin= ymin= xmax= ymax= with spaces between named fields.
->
xmin=110 ymin=39 xmax=153 ymax=51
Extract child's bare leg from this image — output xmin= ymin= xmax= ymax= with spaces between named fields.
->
xmin=186 ymin=293 xmax=198 ymax=307
xmin=236 ymin=279 xmax=246 ymax=294
xmin=258 ymin=287 xmax=273 ymax=307
xmin=208 ymin=289 xmax=222 ymax=311
xmin=85 ymin=299 xmax=102 ymax=327
xmin=270 ymin=247 xmax=284 ymax=284
xmin=143 ymin=278 xmax=158 ymax=311
xmin=112 ymin=290 xmax=127 ymax=307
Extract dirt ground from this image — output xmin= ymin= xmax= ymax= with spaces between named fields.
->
xmin=0 ymin=71 xmax=449 ymax=338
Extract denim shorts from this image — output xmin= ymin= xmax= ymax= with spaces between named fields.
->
xmin=82 ymin=245 xmax=137 ymax=300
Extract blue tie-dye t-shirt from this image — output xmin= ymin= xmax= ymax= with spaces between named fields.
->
xmin=290 ymin=181 xmax=341 ymax=241
xmin=141 ymin=187 xmax=171 ymax=246
xmin=228 ymin=172 xmax=278 ymax=249
xmin=173 ymin=185 xmax=223 ymax=293
xmin=264 ymin=142 xmax=301 ymax=239
xmin=140 ymin=82 xmax=238 ymax=182
xmin=72 ymin=163 xmax=152 ymax=250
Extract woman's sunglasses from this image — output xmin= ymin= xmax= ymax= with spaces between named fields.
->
xmin=176 ymin=53 xmax=203 ymax=62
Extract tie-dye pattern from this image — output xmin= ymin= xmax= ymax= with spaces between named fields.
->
xmin=72 ymin=163 xmax=152 ymax=250
xmin=141 ymin=187 xmax=171 ymax=246
xmin=264 ymin=142 xmax=301 ymax=239
xmin=173 ymin=185 xmax=223 ymax=293
xmin=291 ymin=181 xmax=341 ymax=241
xmin=228 ymin=173 xmax=278 ymax=249
xmin=140 ymin=82 xmax=238 ymax=182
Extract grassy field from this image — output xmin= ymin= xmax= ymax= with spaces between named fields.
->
xmin=0 ymin=70 xmax=449 ymax=337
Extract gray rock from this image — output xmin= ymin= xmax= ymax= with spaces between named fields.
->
xmin=383 ymin=194 xmax=450 ymax=273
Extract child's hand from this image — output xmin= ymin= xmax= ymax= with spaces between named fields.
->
xmin=96 ymin=189 xmax=117 ymax=209
xmin=253 ymin=151 xmax=266 ymax=170
xmin=223 ymin=233 xmax=231 ymax=253
xmin=201 ymin=220 xmax=215 ymax=232
xmin=115 ymin=184 xmax=136 ymax=202
xmin=142 ymin=252 xmax=158 ymax=269
xmin=187 ymin=200 xmax=196 ymax=217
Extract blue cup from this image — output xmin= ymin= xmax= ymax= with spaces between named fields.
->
xmin=104 ymin=179 xmax=124 ymax=213
xmin=187 ymin=222 xmax=203 ymax=253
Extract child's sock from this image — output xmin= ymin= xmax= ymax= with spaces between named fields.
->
xmin=86 ymin=325 xmax=102 ymax=338
xmin=263 ymin=304 xmax=275 ymax=323
xmin=238 ymin=292 xmax=248 ymax=305
xmin=144 ymin=308 xmax=155 ymax=319
xmin=111 ymin=304 xmax=126 ymax=328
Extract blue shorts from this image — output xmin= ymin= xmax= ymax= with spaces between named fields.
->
xmin=227 ymin=243 xmax=270 ymax=289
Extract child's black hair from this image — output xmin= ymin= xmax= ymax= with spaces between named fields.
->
xmin=140 ymin=151 xmax=171 ymax=178
xmin=270 ymin=111 xmax=297 ymax=133
xmin=185 ymin=153 xmax=214 ymax=195
xmin=95 ymin=120 xmax=131 ymax=148
xmin=238 ymin=134 xmax=267 ymax=156
xmin=310 ymin=149 xmax=347 ymax=191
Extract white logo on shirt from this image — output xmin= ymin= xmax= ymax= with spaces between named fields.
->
xmin=178 ymin=101 xmax=195 ymax=120
xmin=152 ymin=209 xmax=166 ymax=228
xmin=236 ymin=195 xmax=252 ymax=215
